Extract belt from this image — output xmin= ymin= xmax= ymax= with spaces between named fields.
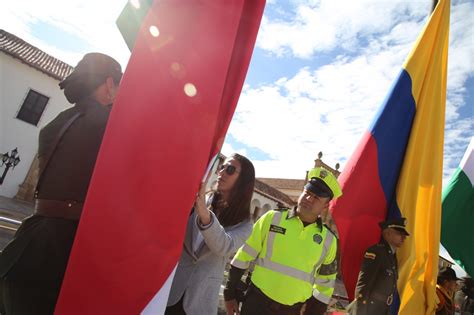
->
xmin=35 ymin=199 xmax=83 ymax=220
xmin=248 ymin=283 xmax=304 ymax=312
xmin=372 ymin=292 xmax=394 ymax=306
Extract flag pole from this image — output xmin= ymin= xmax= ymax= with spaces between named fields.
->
xmin=431 ymin=0 xmax=439 ymax=12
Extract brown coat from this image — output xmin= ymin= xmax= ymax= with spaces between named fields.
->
xmin=436 ymin=285 xmax=455 ymax=315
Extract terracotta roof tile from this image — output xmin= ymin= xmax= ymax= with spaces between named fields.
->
xmin=257 ymin=178 xmax=305 ymax=190
xmin=0 ymin=29 xmax=73 ymax=81
xmin=217 ymin=153 xmax=295 ymax=206
xmin=254 ymin=179 xmax=296 ymax=207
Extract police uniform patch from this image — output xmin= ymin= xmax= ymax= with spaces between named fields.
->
xmin=364 ymin=252 xmax=376 ymax=260
xmin=269 ymin=225 xmax=286 ymax=234
xmin=313 ymin=234 xmax=323 ymax=244
xmin=319 ymin=170 xmax=328 ymax=178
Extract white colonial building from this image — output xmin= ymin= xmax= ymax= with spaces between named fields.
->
xmin=0 ymin=29 xmax=295 ymax=218
xmin=0 ymin=29 xmax=73 ymax=198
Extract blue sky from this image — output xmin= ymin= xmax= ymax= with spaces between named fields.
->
xmin=1 ymin=0 xmax=472 ymax=274
xmin=1 ymin=0 xmax=471 ymax=180
xmin=227 ymin=0 xmax=473 ymax=181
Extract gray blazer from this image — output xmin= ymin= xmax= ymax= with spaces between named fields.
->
xmin=167 ymin=211 xmax=253 ymax=315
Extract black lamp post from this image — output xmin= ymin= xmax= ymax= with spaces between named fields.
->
xmin=0 ymin=148 xmax=21 ymax=185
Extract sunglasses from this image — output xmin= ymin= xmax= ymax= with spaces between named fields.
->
xmin=218 ymin=164 xmax=240 ymax=176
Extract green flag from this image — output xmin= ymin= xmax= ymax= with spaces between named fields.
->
xmin=116 ymin=0 xmax=152 ymax=51
xmin=441 ymin=137 xmax=474 ymax=276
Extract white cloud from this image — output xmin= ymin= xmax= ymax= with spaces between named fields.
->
xmin=0 ymin=0 xmax=131 ymax=67
xmin=257 ymin=0 xmax=430 ymax=58
xmin=445 ymin=1 xmax=474 ymax=113
xmin=228 ymin=0 xmax=473 ymax=181
xmin=221 ymin=142 xmax=248 ymax=158
xmin=443 ymin=117 xmax=474 ymax=180
xmin=1 ymin=0 xmax=472 ymax=183
xmin=442 ymin=1 xmax=474 ymax=181
xmin=228 ymin=54 xmax=396 ymax=178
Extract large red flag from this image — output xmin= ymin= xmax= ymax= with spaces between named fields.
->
xmin=55 ymin=1 xmax=265 ymax=313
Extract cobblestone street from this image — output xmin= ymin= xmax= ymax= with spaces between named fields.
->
xmin=0 ymin=196 xmax=32 ymax=249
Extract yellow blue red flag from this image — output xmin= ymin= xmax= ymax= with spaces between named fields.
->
xmin=332 ymin=0 xmax=450 ymax=314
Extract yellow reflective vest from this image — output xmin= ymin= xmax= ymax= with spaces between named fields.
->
xmin=231 ymin=209 xmax=338 ymax=306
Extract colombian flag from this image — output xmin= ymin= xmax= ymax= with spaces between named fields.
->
xmin=331 ymin=1 xmax=450 ymax=314
xmin=55 ymin=1 xmax=265 ymax=314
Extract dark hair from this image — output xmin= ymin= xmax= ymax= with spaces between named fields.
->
xmin=59 ymin=53 xmax=122 ymax=104
xmin=437 ymin=275 xmax=456 ymax=286
xmin=210 ymin=153 xmax=255 ymax=227
xmin=461 ymin=277 xmax=474 ymax=297
xmin=437 ymin=277 xmax=448 ymax=285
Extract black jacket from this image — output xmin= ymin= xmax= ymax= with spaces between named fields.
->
xmin=37 ymin=99 xmax=111 ymax=201
xmin=349 ymin=239 xmax=398 ymax=315
xmin=0 ymin=99 xmax=111 ymax=314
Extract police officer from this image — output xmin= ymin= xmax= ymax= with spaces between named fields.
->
xmin=224 ymin=167 xmax=343 ymax=315
xmin=349 ymin=217 xmax=409 ymax=315
xmin=0 ymin=53 xmax=122 ymax=314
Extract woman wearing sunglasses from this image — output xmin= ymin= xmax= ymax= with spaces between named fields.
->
xmin=166 ymin=153 xmax=256 ymax=315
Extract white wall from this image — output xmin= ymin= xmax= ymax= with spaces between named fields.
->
xmin=250 ymin=192 xmax=277 ymax=221
xmin=0 ymin=53 xmax=72 ymax=197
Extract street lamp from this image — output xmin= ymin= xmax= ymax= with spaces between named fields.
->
xmin=0 ymin=148 xmax=21 ymax=185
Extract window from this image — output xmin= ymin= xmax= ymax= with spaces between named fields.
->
xmin=16 ymin=90 xmax=49 ymax=126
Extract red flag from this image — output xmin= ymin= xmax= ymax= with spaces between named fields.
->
xmin=55 ymin=1 xmax=265 ymax=313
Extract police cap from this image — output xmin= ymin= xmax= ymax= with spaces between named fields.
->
xmin=305 ymin=167 xmax=343 ymax=200
xmin=379 ymin=217 xmax=410 ymax=236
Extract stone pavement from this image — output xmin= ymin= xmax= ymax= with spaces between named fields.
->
xmin=0 ymin=196 xmax=33 ymax=250
xmin=0 ymin=196 xmax=34 ymax=220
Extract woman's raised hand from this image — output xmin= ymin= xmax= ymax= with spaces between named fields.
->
xmin=195 ymin=183 xmax=212 ymax=225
